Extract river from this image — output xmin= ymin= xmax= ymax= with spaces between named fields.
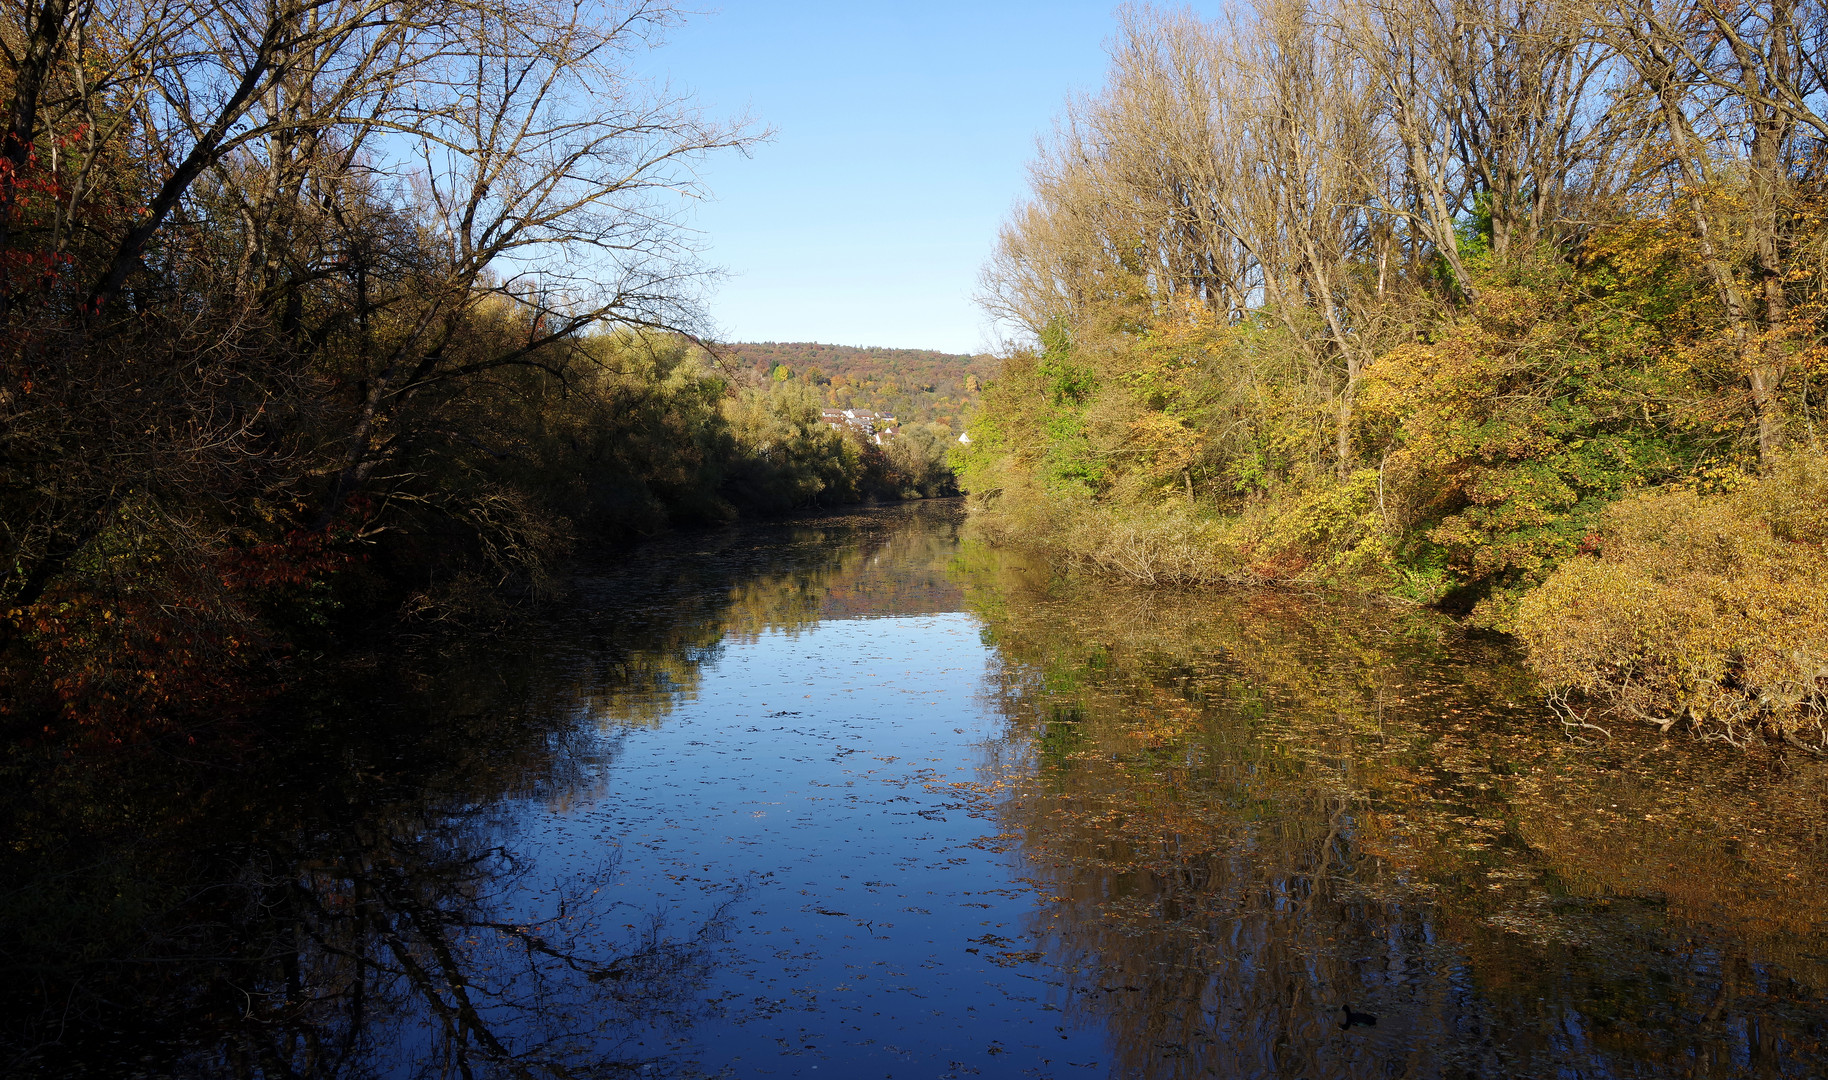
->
xmin=4 ymin=500 xmax=1826 ymax=1078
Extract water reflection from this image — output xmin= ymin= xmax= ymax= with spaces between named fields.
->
xmin=0 ymin=504 xmax=961 ymax=1077
xmin=564 ymin=505 xmax=965 ymax=728
xmin=4 ymin=501 xmax=1826 ymax=1078
xmin=2 ymin=676 xmax=728 ymax=1077
xmin=959 ymin=541 xmax=1828 ymax=1077
xmin=198 ymin=813 xmax=731 ymax=1078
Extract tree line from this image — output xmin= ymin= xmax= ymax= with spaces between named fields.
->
xmin=0 ymin=0 xmax=932 ymax=738
xmin=958 ymin=0 xmax=1827 ymax=749
xmin=721 ymin=340 xmax=994 ymax=428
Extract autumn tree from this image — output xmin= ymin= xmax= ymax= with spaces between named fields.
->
xmin=0 ymin=0 xmax=754 ymax=723
xmin=1592 ymin=0 xmax=1828 ymax=464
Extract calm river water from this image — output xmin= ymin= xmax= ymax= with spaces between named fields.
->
xmin=6 ymin=500 xmax=1828 ymax=1078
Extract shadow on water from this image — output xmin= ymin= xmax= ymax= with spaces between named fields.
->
xmin=0 ymin=502 xmax=960 ymax=1078
xmin=956 ymin=540 xmax=1828 ymax=1078
xmin=4 ymin=500 xmax=1826 ymax=1078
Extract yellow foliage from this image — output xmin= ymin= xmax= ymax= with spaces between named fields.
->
xmin=966 ymin=465 xmax=1412 ymax=594
xmin=1515 ymin=451 xmax=1828 ymax=748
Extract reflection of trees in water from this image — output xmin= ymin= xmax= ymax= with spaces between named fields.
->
xmin=984 ymin=703 xmax=1501 ymax=1078
xmin=193 ymin=812 xmax=736 ymax=1078
xmin=2 ymin=504 xmax=968 ymax=1076
xmin=964 ymin=545 xmax=1828 ymax=1078
xmin=571 ymin=502 xmax=964 ymax=728
xmin=3 ymin=698 xmax=737 ymax=1077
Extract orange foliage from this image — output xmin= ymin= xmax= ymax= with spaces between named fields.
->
xmin=4 ymin=531 xmax=353 ymax=740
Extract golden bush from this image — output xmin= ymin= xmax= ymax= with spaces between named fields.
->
xmin=1515 ymin=452 xmax=1828 ymax=749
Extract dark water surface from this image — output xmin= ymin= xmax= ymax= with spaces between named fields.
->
xmin=6 ymin=501 xmax=1828 ymax=1078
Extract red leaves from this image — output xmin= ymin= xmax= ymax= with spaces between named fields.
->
xmin=218 ymin=530 xmax=353 ymax=593
xmin=10 ymin=589 xmax=248 ymax=740
xmin=7 ymin=529 xmax=357 ymax=745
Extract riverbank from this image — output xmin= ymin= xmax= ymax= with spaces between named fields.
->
xmin=957 ymin=452 xmax=1828 ymax=752
xmin=960 ymin=0 xmax=1828 ymax=757
xmin=0 ymin=415 xmax=960 ymax=750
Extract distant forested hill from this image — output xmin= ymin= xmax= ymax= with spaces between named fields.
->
xmin=718 ymin=342 xmax=995 ymax=429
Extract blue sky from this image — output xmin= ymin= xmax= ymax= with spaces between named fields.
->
xmin=651 ymin=2 xmax=1121 ymax=354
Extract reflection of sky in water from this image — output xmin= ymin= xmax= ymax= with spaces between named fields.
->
xmin=26 ymin=504 xmax=1824 ymax=1077
xmin=503 ymin=614 xmax=1111 ymax=1076
xmin=461 ymin=508 xmax=1828 ymax=1079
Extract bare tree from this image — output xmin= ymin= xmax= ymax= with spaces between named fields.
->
xmin=1224 ymin=0 xmax=1401 ymax=478
xmin=306 ymin=0 xmax=752 ymax=525
xmin=981 ymin=8 xmax=1261 ymax=340
xmin=0 ymin=0 xmax=753 ymax=643
xmin=1595 ymin=0 xmax=1828 ymax=464
xmin=984 ymin=2 xmax=1416 ymax=479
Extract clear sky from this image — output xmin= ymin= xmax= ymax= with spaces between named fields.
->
xmin=650 ymin=2 xmax=1122 ymax=355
